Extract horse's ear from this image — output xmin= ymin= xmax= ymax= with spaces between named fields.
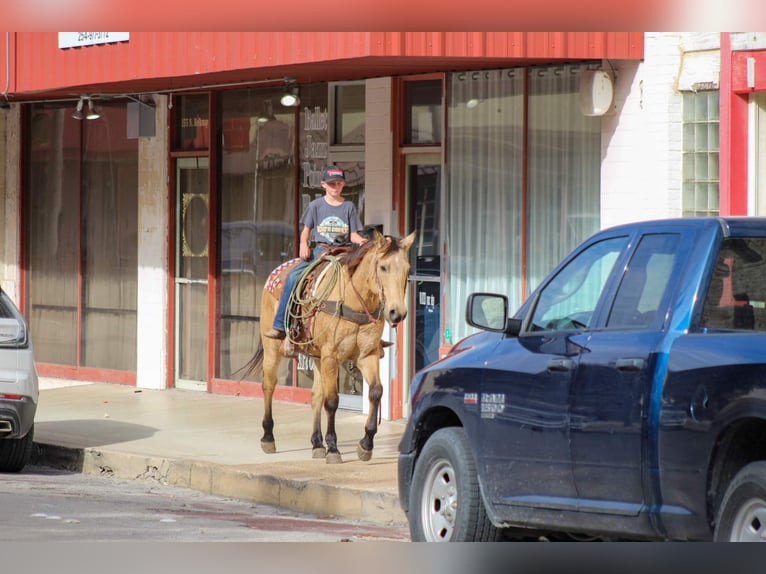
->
xmin=400 ymin=231 xmax=416 ymax=251
xmin=373 ymin=229 xmax=387 ymax=249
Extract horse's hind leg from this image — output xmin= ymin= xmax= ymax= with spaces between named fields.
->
xmin=319 ymin=356 xmax=342 ymax=464
xmin=310 ymin=365 xmax=326 ymax=459
xmin=355 ymin=355 xmax=383 ymax=461
xmin=260 ymin=338 xmax=283 ymax=454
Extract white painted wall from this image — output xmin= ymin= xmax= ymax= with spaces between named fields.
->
xmin=601 ymin=32 xmax=724 ymax=230
xmin=601 ymin=33 xmax=684 ymax=228
xmin=135 ymin=95 xmax=169 ymax=390
xmin=362 ymin=77 xmax=394 ymax=420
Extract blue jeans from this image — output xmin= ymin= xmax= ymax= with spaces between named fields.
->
xmin=272 ymin=246 xmax=325 ymax=332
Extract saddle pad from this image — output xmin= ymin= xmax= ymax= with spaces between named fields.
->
xmin=265 ymin=258 xmax=301 ymax=297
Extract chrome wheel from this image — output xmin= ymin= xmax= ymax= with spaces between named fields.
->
xmin=419 ymin=457 xmax=458 ymax=541
xmin=728 ymin=497 xmax=766 ymax=541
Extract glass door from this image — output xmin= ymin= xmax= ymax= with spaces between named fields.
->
xmin=175 ymin=157 xmax=210 ymax=390
xmin=406 ymin=155 xmax=442 ymax=376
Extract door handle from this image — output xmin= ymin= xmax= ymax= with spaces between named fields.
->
xmin=615 ymin=358 xmax=646 ymax=371
xmin=547 ymin=358 xmax=575 ymax=372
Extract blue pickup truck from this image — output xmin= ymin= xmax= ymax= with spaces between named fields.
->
xmin=398 ymin=217 xmax=766 ymax=542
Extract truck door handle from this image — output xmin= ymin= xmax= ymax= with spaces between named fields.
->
xmin=547 ymin=358 xmax=575 ymax=372
xmin=616 ymin=358 xmax=646 ymax=371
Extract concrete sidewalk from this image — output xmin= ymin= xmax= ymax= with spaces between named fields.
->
xmin=31 ymin=379 xmax=407 ymax=528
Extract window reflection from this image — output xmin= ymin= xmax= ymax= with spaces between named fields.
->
xmin=218 ymin=88 xmax=295 ymax=380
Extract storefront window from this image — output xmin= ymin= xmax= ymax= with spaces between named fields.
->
xmin=332 ymin=83 xmax=365 ymax=145
xmin=404 ymin=79 xmax=442 ymax=144
xmin=218 ymin=88 xmax=295 ymax=380
xmin=24 ymin=103 xmax=138 ymax=370
xmin=526 ymin=64 xmax=601 ymax=291
xmin=446 ymin=65 xmax=601 ymax=342
xmin=446 ymin=68 xmax=524 ymax=342
xmin=297 ymin=84 xmax=365 ymax=400
xmin=174 ymin=93 xmax=210 ymax=151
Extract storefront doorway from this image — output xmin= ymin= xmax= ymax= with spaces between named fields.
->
xmin=174 ymin=157 xmax=210 ymax=390
xmin=406 ymin=155 xmax=442 ymax=376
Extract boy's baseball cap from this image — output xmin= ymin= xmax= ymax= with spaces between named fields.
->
xmin=321 ymin=166 xmax=345 ymax=182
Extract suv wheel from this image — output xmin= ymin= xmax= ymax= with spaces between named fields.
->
xmin=409 ymin=427 xmax=500 ymax=541
xmin=715 ymin=461 xmax=766 ymax=541
xmin=0 ymin=423 xmax=34 ymax=473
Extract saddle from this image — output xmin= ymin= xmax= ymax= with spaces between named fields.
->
xmin=265 ymin=246 xmax=354 ymax=343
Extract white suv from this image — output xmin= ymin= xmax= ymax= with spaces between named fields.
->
xmin=0 ymin=288 xmax=38 ymax=472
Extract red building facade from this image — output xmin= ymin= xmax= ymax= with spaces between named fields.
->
xmin=1 ymin=32 xmax=645 ymax=418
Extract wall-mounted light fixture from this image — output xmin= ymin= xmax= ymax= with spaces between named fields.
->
xmin=85 ymin=99 xmax=100 ymax=120
xmin=280 ymin=82 xmax=300 ymax=107
xmin=72 ymin=98 xmax=85 ymax=120
xmin=72 ymin=96 xmax=100 ymax=120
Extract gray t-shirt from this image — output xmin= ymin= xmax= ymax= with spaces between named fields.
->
xmin=301 ymin=197 xmax=362 ymax=244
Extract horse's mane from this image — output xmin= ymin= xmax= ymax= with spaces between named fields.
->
xmin=340 ymin=235 xmax=401 ymax=276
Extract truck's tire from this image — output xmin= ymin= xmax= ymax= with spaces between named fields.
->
xmin=714 ymin=461 xmax=766 ymax=541
xmin=0 ymin=423 xmax=34 ymax=473
xmin=408 ymin=427 xmax=501 ymax=542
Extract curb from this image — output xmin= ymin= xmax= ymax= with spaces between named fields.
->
xmin=32 ymin=442 xmax=407 ymax=527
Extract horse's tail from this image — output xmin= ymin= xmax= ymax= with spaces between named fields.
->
xmin=233 ymin=341 xmax=265 ymax=380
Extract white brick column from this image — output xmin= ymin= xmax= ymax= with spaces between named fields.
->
xmin=363 ymin=77 xmax=394 ymax=419
xmin=136 ymin=95 xmax=169 ymax=389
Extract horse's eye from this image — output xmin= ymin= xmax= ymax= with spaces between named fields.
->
xmin=379 ymin=264 xmax=388 ymax=273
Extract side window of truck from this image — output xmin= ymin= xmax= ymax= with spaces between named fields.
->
xmin=607 ymin=233 xmax=681 ymax=329
xmin=701 ymin=237 xmax=766 ymax=331
xmin=528 ymin=237 xmax=627 ymax=332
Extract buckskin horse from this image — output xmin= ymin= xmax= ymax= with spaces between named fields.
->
xmin=241 ymin=230 xmax=415 ymax=463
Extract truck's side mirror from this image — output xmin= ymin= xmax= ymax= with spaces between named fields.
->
xmin=466 ymin=293 xmax=520 ymax=336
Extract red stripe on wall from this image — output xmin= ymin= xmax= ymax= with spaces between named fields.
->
xmin=719 ymin=33 xmax=749 ymax=216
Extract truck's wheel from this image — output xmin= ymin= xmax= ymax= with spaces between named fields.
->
xmin=714 ymin=461 xmax=766 ymax=541
xmin=409 ymin=427 xmax=500 ymax=542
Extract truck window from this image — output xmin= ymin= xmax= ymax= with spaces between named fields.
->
xmin=528 ymin=237 xmax=626 ymax=332
xmin=607 ymin=233 xmax=680 ymax=329
xmin=701 ymin=237 xmax=766 ymax=331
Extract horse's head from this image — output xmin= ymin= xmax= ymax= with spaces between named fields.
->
xmin=372 ymin=230 xmax=416 ymax=327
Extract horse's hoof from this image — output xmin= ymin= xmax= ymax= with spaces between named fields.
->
xmin=261 ymin=440 xmax=277 ymax=454
xmin=312 ymin=447 xmax=327 ymax=459
xmin=326 ymin=452 xmax=343 ymax=464
xmin=357 ymin=444 xmax=373 ymax=462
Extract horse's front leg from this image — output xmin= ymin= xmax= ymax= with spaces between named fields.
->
xmin=355 ymin=354 xmax=383 ymax=462
xmin=310 ymin=362 xmax=326 ymax=459
xmin=319 ymin=356 xmax=342 ymax=464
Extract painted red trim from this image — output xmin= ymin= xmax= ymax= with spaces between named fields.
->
xmin=731 ymin=51 xmax=766 ymax=93
xmin=5 ymin=33 xmax=644 ymax=100
xmin=521 ymin=69 xmax=529 ymax=298
xmin=210 ymin=378 xmax=311 ymax=404
xmin=166 ymin=151 xmax=177 ymax=391
xmin=719 ymin=33 xmax=749 ymax=216
xmin=206 ymin=92 xmax=217 ymax=391
xmin=37 ymin=363 xmax=137 ymax=386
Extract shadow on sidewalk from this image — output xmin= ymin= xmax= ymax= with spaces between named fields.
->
xmin=34 ymin=419 xmax=158 ymax=448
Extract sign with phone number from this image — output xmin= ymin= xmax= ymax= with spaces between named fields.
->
xmin=58 ymin=32 xmax=130 ymax=49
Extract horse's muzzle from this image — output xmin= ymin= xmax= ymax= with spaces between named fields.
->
xmin=385 ymin=308 xmax=407 ymax=327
